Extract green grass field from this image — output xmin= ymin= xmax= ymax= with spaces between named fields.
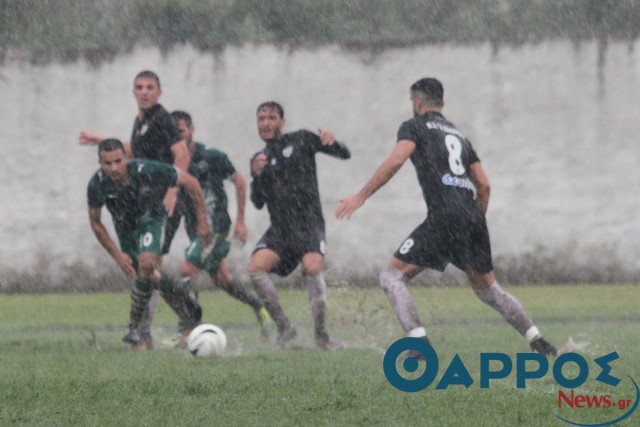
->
xmin=1 ymin=284 xmax=638 ymax=426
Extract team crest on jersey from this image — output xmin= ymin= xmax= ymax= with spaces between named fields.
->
xmin=282 ymin=145 xmax=293 ymax=158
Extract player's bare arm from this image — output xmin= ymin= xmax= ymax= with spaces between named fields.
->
xmin=336 ymin=139 xmax=415 ymax=219
xmin=468 ymin=162 xmax=490 ymax=215
xmin=88 ymin=209 xmax=136 ymax=279
xmin=177 ymin=170 xmax=214 ymax=246
xmin=79 ymin=132 xmax=132 ymax=157
xmin=230 ymin=172 xmax=248 ymax=244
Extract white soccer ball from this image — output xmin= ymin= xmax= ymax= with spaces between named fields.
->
xmin=187 ymin=323 xmax=227 ymax=357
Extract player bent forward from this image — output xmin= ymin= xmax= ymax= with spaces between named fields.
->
xmin=336 ymin=78 xmax=556 ymax=357
xmin=87 ymin=139 xmax=213 ymax=349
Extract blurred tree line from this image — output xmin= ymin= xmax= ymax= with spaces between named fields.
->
xmin=0 ymin=0 xmax=637 ymax=64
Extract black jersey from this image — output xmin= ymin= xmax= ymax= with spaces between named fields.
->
xmin=397 ymin=112 xmax=480 ymax=216
xmin=130 ymin=103 xmax=182 ymax=164
xmin=250 ymin=130 xmax=350 ymax=232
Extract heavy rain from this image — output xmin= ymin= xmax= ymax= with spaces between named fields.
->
xmin=0 ymin=2 xmax=639 ymax=425
xmin=1 ymin=1 xmax=638 ymax=291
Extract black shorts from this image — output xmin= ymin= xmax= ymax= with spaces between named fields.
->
xmin=394 ymin=211 xmax=493 ymax=273
xmin=253 ymin=226 xmax=326 ymax=277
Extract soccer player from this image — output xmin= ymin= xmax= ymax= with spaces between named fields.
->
xmin=164 ymin=110 xmax=272 ymax=347
xmin=248 ymin=101 xmax=351 ymax=349
xmin=80 ymin=70 xmax=189 ymax=216
xmin=79 ymin=70 xmax=190 ymax=347
xmin=335 ymin=78 xmax=557 ymax=356
xmin=87 ymin=139 xmax=213 ymax=349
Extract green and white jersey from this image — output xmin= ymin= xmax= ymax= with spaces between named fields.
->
xmin=183 ymin=143 xmax=235 ymax=238
xmin=87 ymin=159 xmax=178 ymax=233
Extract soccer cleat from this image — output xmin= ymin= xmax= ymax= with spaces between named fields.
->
xmin=174 ymin=329 xmax=193 ymax=350
xmin=315 ymin=334 xmax=343 ymax=350
xmin=530 ymin=336 xmax=557 ymax=357
xmin=182 ymin=281 xmax=202 ymax=322
xmin=403 ymin=336 xmax=431 ymax=360
xmin=276 ymin=324 xmax=297 ymax=348
xmin=122 ymin=327 xmax=142 ymax=346
xmin=134 ymin=341 xmax=152 ymax=351
xmin=256 ymin=307 xmax=273 ymax=336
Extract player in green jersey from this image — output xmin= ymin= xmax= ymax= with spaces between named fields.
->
xmin=160 ymin=111 xmax=271 ymax=347
xmin=87 ymin=139 xmax=213 ymax=349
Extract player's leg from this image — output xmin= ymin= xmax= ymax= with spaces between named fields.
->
xmin=126 ymin=250 xmax=158 ymax=349
xmin=141 ymin=202 xmax=184 ymax=344
xmin=300 ymin=252 xmax=336 ymax=349
xmin=156 ymin=270 xmax=202 ymax=349
xmin=380 ymin=256 xmax=428 ymax=339
xmin=248 ymin=248 xmax=295 ymax=346
xmin=214 ymin=260 xmax=272 ymax=335
xmin=466 ymin=268 xmax=556 ymax=356
xmin=461 ymin=215 xmax=557 ymax=356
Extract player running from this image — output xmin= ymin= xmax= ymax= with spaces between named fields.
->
xmin=248 ymin=101 xmax=351 ymax=349
xmin=336 ymin=78 xmax=557 ymax=357
xmin=162 ymin=110 xmax=272 ymax=347
xmin=87 ymin=139 xmax=212 ymax=349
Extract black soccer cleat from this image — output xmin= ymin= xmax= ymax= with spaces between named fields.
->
xmin=530 ymin=336 xmax=557 ymax=357
xmin=276 ymin=324 xmax=298 ymax=348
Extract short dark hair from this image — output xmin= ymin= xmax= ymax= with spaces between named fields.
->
xmin=410 ymin=78 xmax=444 ymax=107
xmin=257 ymin=101 xmax=284 ymax=119
xmin=171 ymin=110 xmax=192 ymax=127
xmin=98 ymin=138 xmax=125 ymax=155
xmin=134 ymin=70 xmax=161 ymax=89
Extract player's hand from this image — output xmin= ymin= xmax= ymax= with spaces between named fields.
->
xmin=163 ymin=187 xmax=178 ymax=216
xmin=197 ymin=222 xmax=214 ymax=248
xmin=318 ymin=128 xmax=335 ymax=145
xmin=79 ymin=131 xmax=104 ymax=146
xmin=115 ymin=251 xmax=136 ymax=279
xmin=251 ymin=152 xmax=267 ymax=177
xmin=233 ymin=221 xmax=248 ymax=245
xmin=335 ymin=195 xmax=365 ymax=219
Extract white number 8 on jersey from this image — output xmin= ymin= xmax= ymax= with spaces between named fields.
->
xmin=445 ymin=134 xmax=465 ymax=175
xmin=399 ymin=238 xmax=415 ymax=255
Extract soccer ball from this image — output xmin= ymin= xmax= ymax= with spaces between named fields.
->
xmin=187 ymin=323 xmax=227 ymax=357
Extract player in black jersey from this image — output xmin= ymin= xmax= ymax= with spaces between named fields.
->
xmin=249 ymin=101 xmax=351 ymax=349
xmin=336 ymin=78 xmax=556 ymax=357
xmin=80 ymin=70 xmax=189 ymax=216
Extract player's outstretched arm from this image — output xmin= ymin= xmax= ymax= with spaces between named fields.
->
xmin=79 ymin=131 xmax=104 ymax=146
xmin=335 ymin=139 xmax=415 ymax=219
xmin=79 ymin=131 xmax=132 ymax=157
xmin=88 ymin=209 xmax=136 ymax=279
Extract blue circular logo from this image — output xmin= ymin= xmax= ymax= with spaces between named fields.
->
xmin=383 ymin=337 xmax=439 ymax=392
